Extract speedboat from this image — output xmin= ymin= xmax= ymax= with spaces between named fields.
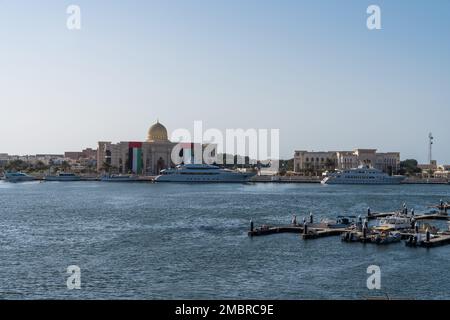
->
xmin=3 ymin=171 xmax=35 ymax=182
xmin=371 ymin=231 xmax=401 ymax=245
xmin=321 ymin=165 xmax=405 ymax=185
xmin=374 ymin=216 xmax=411 ymax=231
xmin=318 ymin=215 xmax=357 ymax=229
xmin=44 ymin=172 xmax=81 ymax=181
xmin=155 ymin=164 xmax=256 ymax=183
xmin=101 ymin=174 xmax=141 ymax=182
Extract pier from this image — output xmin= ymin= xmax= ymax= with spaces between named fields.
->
xmin=248 ymin=224 xmax=349 ymax=240
xmin=405 ymin=233 xmax=450 ymax=248
xmin=414 ymin=213 xmax=449 ymax=221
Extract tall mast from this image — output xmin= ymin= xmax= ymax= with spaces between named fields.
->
xmin=428 ymin=132 xmax=433 ymax=164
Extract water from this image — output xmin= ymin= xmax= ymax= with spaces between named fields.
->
xmin=0 ymin=181 xmax=449 ymax=299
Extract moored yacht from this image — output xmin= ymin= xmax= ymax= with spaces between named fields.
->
xmin=321 ymin=165 xmax=405 ymax=185
xmin=155 ymin=164 xmax=256 ymax=183
xmin=3 ymin=171 xmax=35 ymax=182
xmin=44 ymin=172 xmax=81 ymax=181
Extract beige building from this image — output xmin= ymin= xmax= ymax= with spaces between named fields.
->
xmin=97 ymin=120 xmax=216 ymax=175
xmin=294 ymin=148 xmax=400 ymax=174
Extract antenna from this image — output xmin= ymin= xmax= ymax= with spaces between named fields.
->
xmin=428 ymin=132 xmax=433 ymax=164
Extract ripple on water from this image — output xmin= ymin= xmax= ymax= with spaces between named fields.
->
xmin=0 ymin=182 xmax=449 ymax=299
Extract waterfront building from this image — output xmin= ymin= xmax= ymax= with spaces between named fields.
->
xmin=294 ymin=149 xmax=400 ymax=174
xmin=65 ymin=148 xmax=97 ymax=161
xmin=97 ymin=120 xmax=216 ymax=175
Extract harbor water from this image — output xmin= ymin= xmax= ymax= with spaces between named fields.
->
xmin=0 ymin=181 xmax=449 ymax=299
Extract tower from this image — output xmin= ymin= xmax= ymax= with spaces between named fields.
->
xmin=428 ymin=132 xmax=433 ymax=165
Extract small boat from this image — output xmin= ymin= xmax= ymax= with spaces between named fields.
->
xmin=44 ymin=172 xmax=81 ymax=181
xmin=371 ymin=231 xmax=401 ymax=245
xmin=101 ymin=174 xmax=141 ymax=182
xmin=341 ymin=231 xmax=362 ymax=242
xmin=319 ymin=215 xmax=357 ymax=229
xmin=374 ymin=215 xmax=411 ymax=231
xmin=3 ymin=171 xmax=35 ymax=182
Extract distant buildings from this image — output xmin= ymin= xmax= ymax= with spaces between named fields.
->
xmin=294 ymin=149 xmax=400 ymax=174
xmin=65 ymin=148 xmax=97 ymax=161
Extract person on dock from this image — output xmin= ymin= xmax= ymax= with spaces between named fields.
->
xmin=250 ymin=219 xmax=254 ymax=232
xmin=410 ymin=218 xmax=415 ymax=229
xmin=440 ymin=199 xmax=444 ymax=210
xmin=303 ymin=220 xmax=308 ymax=235
xmin=414 ymin=221 xmax=419 ymax=234
xmin=309 ymin=212 xmax=313 ymax=224
xmin=426 ymin=228 xmax=431 ymax=242
xmin=292 ymin=214 xmax=297 ymax=225
xmin=367 ymin=207 xmax=371 ymax=217
xmin=411 ymin=208 xmax=415 ymax=217
xmin=358 ymin=215 xmax=362 ymax=231
xmin=362 ymin=222 xmax=367 ymax=239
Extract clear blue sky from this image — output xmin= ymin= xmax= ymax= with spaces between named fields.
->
xmin=1 ymin=0 xmax=449 ymax=162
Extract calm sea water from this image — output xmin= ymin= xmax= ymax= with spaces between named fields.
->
xmin=0 ymin=180 xmax=449 ymax=299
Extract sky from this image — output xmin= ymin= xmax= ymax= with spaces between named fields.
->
xmin=0 ymin=0 xmax=449 ymax=162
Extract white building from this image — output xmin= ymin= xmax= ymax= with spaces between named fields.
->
xmin=294 ymin=149 xmax=400 ymax=174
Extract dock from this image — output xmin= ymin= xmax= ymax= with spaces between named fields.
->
xmin=405 ymin=233 xmax=450 ymax=248
xmin=414 ymin=213 xmax=449 ymax=221
xmin=248 ymin=225 xmax=304 ymax=236
xmin=248 ymin=224 xmax=348 ymax=240
xmin=302 ymin=228 xmax=347 ymax=239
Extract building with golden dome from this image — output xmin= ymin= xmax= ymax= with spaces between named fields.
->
xmin=97 ymin=120 xmax=175 ymax=175
xmin=97 ymin=120 xmax=216 ymax=175
xmin=147 ymin=120 xmax=169 ymax=142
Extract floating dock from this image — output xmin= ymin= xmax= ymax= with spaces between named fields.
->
xmin=248 ymin=225 xmax=304 ymax=236
xmin=414 ymin=213 xmax=449 ymax=221
xmin=405 ymin=233 xmax=450 ymax=248
xmin=302 ymin=228 xmax=347 ymax=239
xmin=248 ymin=224 xmax=349 ymax=240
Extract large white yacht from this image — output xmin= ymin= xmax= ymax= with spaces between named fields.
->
xmin=155 ymin=164 xmax=256 ymax=183
xmin=3 ymin=172 xmax=35 ymax=182
xmin=321 ymin=166 xmax=405 ymax=185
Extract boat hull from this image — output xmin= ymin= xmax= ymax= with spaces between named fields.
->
xmin=155 ymin=173 xmax=255 ymax=183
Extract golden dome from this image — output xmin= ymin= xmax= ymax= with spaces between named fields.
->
xmin=147 ymin=120 xmax=168 ymax=142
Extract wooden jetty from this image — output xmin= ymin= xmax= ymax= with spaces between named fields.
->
xmin=248 ymin=225 xmax=304 ymax=236
xmin=248 ymin=224 xmax=348 ymax=239
xmin=414 ymin=213 xmax=449 ymax=221
xmin=405 ymin=233 xmax=450 ymax=248
xmin=302 ymin=228 xmax=347 ymax=239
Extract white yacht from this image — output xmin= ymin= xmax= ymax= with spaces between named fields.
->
xmin=321 ymin=166 xmax=405 ymax=185
xmin=155 ymin=164 xmax=256 ymax=183
xmin=3 ymin=172 xmax=35 ymax=182
xmin=44 ymin=172 xmax=81 ymax=181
